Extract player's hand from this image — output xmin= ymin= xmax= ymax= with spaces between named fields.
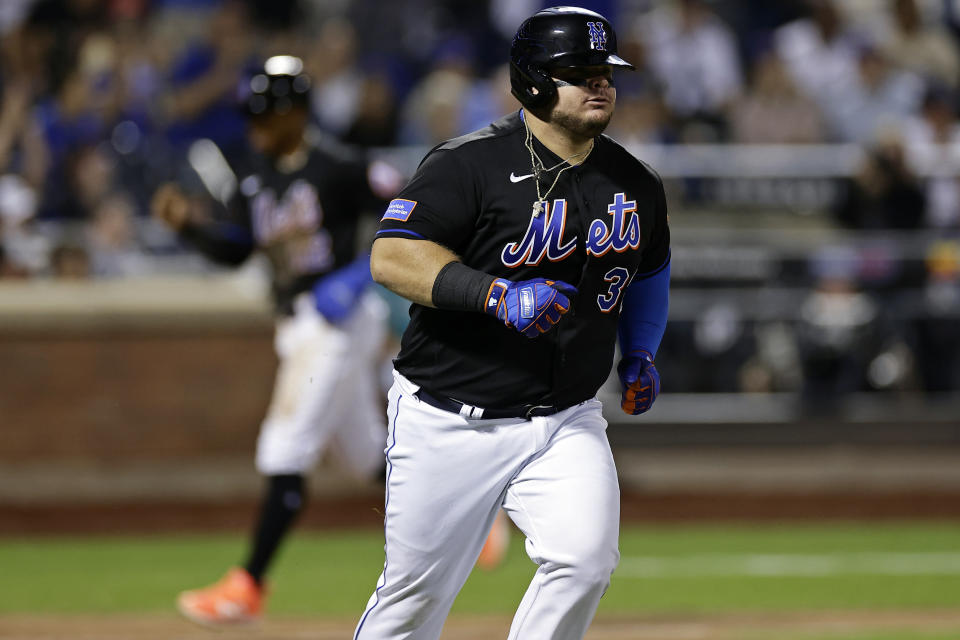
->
xmin=150 ymin=183 xmax=190 ymax=231
xmin=617 ymin=350 xmax=660 ymax=415
xmin=484 ymin=278 xmax=576 ymax=338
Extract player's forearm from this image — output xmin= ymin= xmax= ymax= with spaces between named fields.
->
xmin=370 ymin=237 xmax=463 ymax=307
xmin=618 ymin=256 xmax=670 ymax=357
xmin=180 ymin=221 xmax=255 ymax=266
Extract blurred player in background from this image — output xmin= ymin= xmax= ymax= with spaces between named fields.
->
xmin=354 ymin=7 xmax=670 ymax=639
xmin=152 ymin=55 xmax=398 ymax=626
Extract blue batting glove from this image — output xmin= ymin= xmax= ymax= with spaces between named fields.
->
xmin=617 ymin=350 xmax=660 ymax=415
xmin=313 ymin=255 xmax=373 ymax=323
xmin=484 ymin=278 xmax=576 ymax=338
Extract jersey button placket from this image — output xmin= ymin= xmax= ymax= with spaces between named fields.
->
xmin=574 ymin=171 xmax=587 ymax=205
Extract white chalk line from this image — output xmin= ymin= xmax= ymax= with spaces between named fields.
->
xmin=618 ymin=551 xmax=960 ymax=578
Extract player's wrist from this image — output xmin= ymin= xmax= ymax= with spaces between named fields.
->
xmin=431 ymin=261 xmax=498 ymax=313
xmin=482 ymin=279 xmax=510 ymax=317
xmin=177 ymin=220 xmax=200 ymax=239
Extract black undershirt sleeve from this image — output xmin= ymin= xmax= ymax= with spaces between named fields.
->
xmin=431 ymin=261 xmax=497 ymax=313
xmin=180 ymin=220 xmax=256 ymax=266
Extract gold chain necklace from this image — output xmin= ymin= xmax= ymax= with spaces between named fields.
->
xmin=523 ymin=118 xmax=593 ymax=217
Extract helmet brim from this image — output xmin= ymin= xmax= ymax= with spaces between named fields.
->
xmin=548 ymin=52 xmax=636 ymax=71
xmin=604 ymin=54 xmax=635 ymax=70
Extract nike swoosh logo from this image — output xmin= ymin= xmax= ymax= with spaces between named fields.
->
xmin=510 ymin=172 xmax=534 ymax=183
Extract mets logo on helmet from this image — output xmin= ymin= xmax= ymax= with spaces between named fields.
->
xmin=587 ymin=22 xmax=607 ymax=51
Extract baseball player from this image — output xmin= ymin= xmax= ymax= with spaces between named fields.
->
xmin=354 ymin=7 xmax=671 ymax=640
xmin=151 ymin=55 xmax=396 ymax=626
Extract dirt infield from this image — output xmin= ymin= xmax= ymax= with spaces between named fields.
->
xmin=3 ymin=610 xmax=960 ymax=640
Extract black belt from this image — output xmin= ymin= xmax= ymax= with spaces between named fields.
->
xmin=414 ymin=389 xmax=566 ymax=420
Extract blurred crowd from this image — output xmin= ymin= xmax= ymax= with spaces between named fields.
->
xmin=0 ymin=0 xmax=958 ymax=396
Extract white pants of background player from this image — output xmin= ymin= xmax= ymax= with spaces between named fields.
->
xmin=354 ymin=371 xmax=621 ymax=640
xmin=255 ymin=291 xmax=388 ymax=478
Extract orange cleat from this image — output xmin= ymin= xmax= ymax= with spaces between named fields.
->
xmin=176 ymin=567 xmax=264 ymax=626
xmin=476 ymin=510 xmax=510 ymax=571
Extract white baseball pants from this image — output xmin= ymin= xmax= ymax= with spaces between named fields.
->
xmin=255 ymin=291 xmax=388 ymax=478
xmin=354 ymin=371 xmax=621 ymax=640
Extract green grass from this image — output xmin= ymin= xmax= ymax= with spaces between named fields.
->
xmin=597 ymin=522 xmax=960 ymax=614
xmin=772 ymin=634 xmax=960 ymax=640
xmin=1 ymin=522 xmax=959 ymax=618
xmin=745 ymin=632 xmax=960 ymax=640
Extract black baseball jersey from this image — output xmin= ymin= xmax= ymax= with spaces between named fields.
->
xmin=181 ymin=133 xmax=389 ymax=314
xmin=377 ymin=110 xmax=670 ymax=409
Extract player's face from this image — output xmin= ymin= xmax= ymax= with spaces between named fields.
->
xmin=548 ymin=65 xmax=616 ymax=139
xmin=247 ymin=108 xmax=307 ymax=157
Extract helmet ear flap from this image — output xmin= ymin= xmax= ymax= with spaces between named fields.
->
xmin=510 ymin=59 xmax=557 ymax=110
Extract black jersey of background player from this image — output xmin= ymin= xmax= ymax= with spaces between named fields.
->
xmin=183 ymin=133 xmax=387 ymax=314
xmin=377 ymin=111 xmax=670 ymax=409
